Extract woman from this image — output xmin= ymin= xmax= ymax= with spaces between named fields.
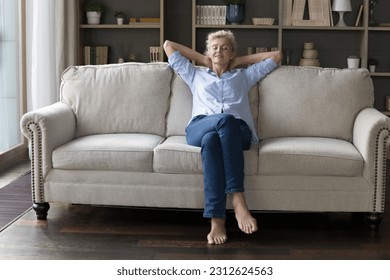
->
xmin=163 ymin=30 xmax=282 ymax=245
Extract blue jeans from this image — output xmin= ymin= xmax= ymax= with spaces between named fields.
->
xmin=185 ymin=114 xmax=252 ymax=219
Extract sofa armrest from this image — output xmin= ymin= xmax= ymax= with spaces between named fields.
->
xmin=20 ymin=102 xmax=76 ymax=203
xmin=353 ymin=107 xmax=390 ymax=212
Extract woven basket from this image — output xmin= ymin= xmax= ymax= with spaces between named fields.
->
xmin=252 ymin=18 xmax=275 ymax=26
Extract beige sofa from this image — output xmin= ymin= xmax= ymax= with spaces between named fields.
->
xmin=20 ymin=63 xmax=390 ymax=229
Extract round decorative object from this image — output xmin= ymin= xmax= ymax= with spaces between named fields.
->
xmin=226 ymin=4 xmax=245 ymax=25
xmin=303 ymin=42 xmax=315 ymax=50
xmin=303 ymin=49 xmax=319 ymax=59
xmin=299 ymin=58 xmax=320 ymax=67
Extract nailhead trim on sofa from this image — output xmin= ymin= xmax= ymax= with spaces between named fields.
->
xmin=373 ymin=127 xmax=390 ymax=213
xmin=27 ymin=121 xmax=44 ymax=203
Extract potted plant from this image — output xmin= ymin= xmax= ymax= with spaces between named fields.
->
xmin=84 ymin=2 xmax=104 ymax=25
xmin=368 ymin=58 xmax=379 ymax=72
xmin=224 ymin=0 xmax=246 ymax=25
xmin=114 ymin=11 xmax=126 ymax=25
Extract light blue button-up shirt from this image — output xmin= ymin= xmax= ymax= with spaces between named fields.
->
xmin=168 ymin=51 xmax=278 ymax=143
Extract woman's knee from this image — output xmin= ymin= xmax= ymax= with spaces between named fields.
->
xmin=201 ymin=131 xmax=219 ymax=148
xmin=217 ymin=114 xmax=237 ymax=129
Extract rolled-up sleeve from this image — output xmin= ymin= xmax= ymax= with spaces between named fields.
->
xmin=245 ymin=58 xmax=279 ymax=86
xmin=168 ymin=51 xmax=196 ymax=86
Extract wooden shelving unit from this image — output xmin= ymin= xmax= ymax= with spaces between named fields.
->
xmin=77 ymin=0 xmax=165 ymax=64
xmin=80 ymin=23 xmax=161 ymax=29
xmin=76 ymin=0 xmax=390 ymax=110
xmin=191 ymin=0 xmax=390 ymax=109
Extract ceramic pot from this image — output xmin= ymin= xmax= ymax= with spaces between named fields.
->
xmin=117 ymin=18 xmax=124 ymax=25
xmin=347 ymin=56 xmax=360 ymax=68
xmin=86 ymin=11 xmax=101 ymax=24
xmin=226 ymin=4 xmax=245 ymax=25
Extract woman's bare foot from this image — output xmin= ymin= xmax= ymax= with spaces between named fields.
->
xmin=207 ymin=218 xmax=228 ymax=245
xmin=232 ymin=192 xmax=258 ymax=234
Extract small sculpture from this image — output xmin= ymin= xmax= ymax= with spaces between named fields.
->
xmin=369 ymin=0 xmax=378 ymax=26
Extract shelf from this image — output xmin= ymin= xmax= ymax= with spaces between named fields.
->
xmin=368 ymin=27 xmax=390 ymax=32
xmin=195 ymin=24 xmax=279 ymax=30
xmin=370 ymin=72 xmax=390 ymax=77
xmin=381 ymin=111 xmax=390 ymax=116
xmin=78 ymin=0 xmax=165 ymax=64
xmin=282 ymin=26 xmax=365 ymax=31
xmin=80 ymin=23 xmax=161 ymax=29
xmin=195 ymin=25 xmax=365 ymax=31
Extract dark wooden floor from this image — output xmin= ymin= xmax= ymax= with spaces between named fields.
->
xmin=0 ymin=197 xmax=389 ymax=260
xmin=1 ymin=167 xmax=390 ymax=260
xmin=0 ymin=172 xmax=31 ymax=230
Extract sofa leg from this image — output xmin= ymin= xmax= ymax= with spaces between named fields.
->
xmin=33 ymin=202 xmax=50 ymax=220
xmin=365 ymin=212 xmax=383 ymax=231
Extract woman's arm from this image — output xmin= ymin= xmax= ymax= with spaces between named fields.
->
xmin=163 ymin=40 xmax=212 ymax=67
xmin=231 ymin=50 xmax=282 ymax=68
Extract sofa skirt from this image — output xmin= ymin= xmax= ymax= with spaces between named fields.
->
xmin=42 ymin=169 xmax=375 ymax=213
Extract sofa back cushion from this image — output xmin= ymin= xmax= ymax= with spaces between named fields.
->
xmin=166 ymin=72 xmax=259 ymax=137
xmin=61 ymin=63 xmax=173 ymax=137
xmin=258 ymin=66 xmax=374 ymax=141
xmin=166 ymin=74 xmax=193 ymax=136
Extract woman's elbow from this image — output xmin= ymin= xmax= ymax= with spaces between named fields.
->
xmin=163 ymin=40 xmax=171 ymax=51
xmin=272 ymin=51 xmax=282 ymax=64
xmin=163 ymin=40 xmax=175 ymax=57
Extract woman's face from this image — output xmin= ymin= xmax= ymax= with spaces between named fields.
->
xmin=207 ymin=38 xmax=234 ymax=67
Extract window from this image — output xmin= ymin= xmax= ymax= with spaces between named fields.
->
xmin=0 ymin=0 xmax=26 ymax=166
xmin=0 ymin=0 xmax=22 ymax=152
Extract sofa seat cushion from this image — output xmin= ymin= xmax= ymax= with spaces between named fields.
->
xmin=52 ymin=134 xmax=164 ymax=172
xmin=258 ymin=137 xmax=363 ymax=176
xmin=153 ymin=136 xmax=258 ymax=175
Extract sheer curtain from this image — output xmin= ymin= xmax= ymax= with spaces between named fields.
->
xmin=26 ymin=0 xmax=77 ymax=111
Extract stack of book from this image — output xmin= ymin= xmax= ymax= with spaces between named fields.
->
xmin=195 ymin=5 xmax=227 ymax=25
xmin=150 ymin=46 xmax=162 ymax=62
xmin=283 ymin=0 xmax=332 ymax=27
xmin=129 ymin=18 xmax=160 ymax=24
xmin=84 ymin=46 xmax=109 ymax=65
xmin=247 ymin=47 xmax=278 ymax=55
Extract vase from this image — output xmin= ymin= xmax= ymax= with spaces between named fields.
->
xmin=226 ymin=4 xmax=245 ymax=25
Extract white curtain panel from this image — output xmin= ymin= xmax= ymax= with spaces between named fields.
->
xmin=26 ymin=0 xmax=77 ymax=111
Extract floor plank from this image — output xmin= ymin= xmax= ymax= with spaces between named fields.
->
xmin=0 ymin=172 xmax=32 ymax=230
xmin=0 ymin=161 xmax=389 ymax=260
xmin=0 ymin=199 xmax=389 ymax=260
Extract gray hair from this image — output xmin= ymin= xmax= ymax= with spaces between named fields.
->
xmin=205 ymin=30 xmax=237 ymax=55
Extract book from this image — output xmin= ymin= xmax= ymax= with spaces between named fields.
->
xmin=354 ymin=4 xmax=364 ymax=26
xmin=196 ymin=5 xmax=226 ymax=25
xmin=291 ymin=0 xmax=306 ymax=23
xmin=84 ymin=46 xmax=108 ymax=65
xmin=140 ymin=18 xmax=160 ymax=23
xmin=291 ymin=0 xmax=331 ymax=27
xmin=129 ymin=18 xmax=160 ymax=24
xmin=247 ymin=47 xmax=277 ymax=55
xmin=150 ymin=46 xmax=162 ymax=62
xmin=283 ymin=0 xmax=293 ymax=26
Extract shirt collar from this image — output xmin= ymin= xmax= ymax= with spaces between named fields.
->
xmin=207 ymin=68 xmax=238 ymax=77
